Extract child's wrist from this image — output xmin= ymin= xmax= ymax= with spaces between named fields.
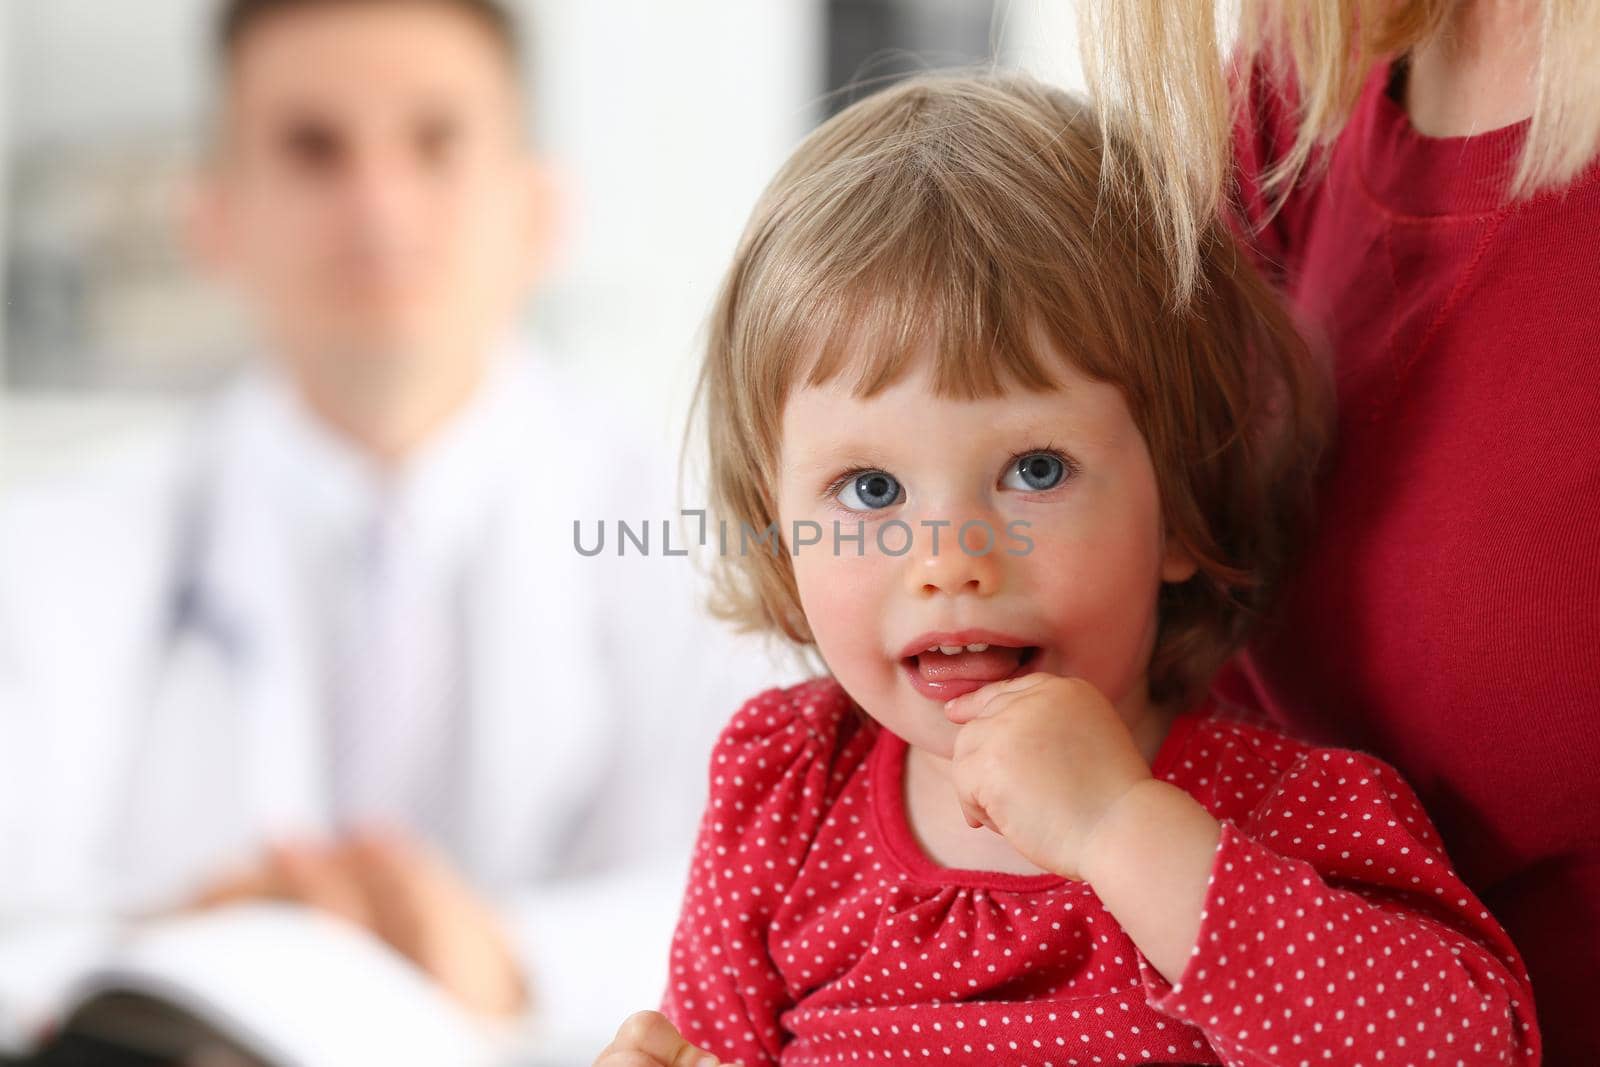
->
xmin=1076 ymin=778 xmax=1204 ymax=886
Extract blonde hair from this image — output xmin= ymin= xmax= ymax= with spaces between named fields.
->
xmin=692 ymin=72 xmax=1328 ymax=710
xmin=1078 ymin=0 xmax=1600 ymax=302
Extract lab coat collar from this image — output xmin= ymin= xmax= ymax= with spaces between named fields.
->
xmin=240 ymin=336 xmax=534 ymax=571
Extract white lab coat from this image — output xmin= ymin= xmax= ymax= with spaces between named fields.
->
xmin=0 ymin=344 xmax=802 ymax=1056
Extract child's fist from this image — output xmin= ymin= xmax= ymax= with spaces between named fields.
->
xmin=942 ymin=672 xmax=1154 ymax=879
xmin=593 ymin=1010 xmax=738 ymax=1067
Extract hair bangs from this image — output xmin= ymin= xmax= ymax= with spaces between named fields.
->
xmin=773 ymin=178 xmax=1071 ymax=408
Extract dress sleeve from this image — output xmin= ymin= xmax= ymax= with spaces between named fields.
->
xmin=1137 ymin=747 xmax=1541 ymax=1066
xmin=660 ymin=680 xmax=859 ymax=1067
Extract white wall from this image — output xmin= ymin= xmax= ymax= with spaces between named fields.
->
xmin=995 ymin=0 xmax=1086 ymax=93
xmin=0 ymin=0 xmax=11 ymax=392
xmin=527 ymin=0 xmax=825 ymax=450
xmin=5 ymin=0 xmax=212 ymax=147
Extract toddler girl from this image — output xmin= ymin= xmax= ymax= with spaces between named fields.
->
xmin=595 ymin=73 xmax=1539 ymax=1067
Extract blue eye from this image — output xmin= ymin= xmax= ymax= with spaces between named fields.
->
xmin=1003 ymin=452 xmax=1068 ymax=491
xmin=837 ymin=470 xmax=903 ymax=511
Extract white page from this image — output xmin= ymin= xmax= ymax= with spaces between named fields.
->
xmin=62 ymin=903 xmax=499 ymax=1067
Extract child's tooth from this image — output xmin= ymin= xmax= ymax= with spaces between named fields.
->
xmin=938 ymin=644 xmax=963 ymax=655
xmin=926 ymin=645 xmax=939 ymax=653
xmin=966 ymin=643 xmax=989 ymax=652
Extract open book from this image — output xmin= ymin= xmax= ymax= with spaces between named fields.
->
xmin=0 ymin=903 xmax=509 ymax=1066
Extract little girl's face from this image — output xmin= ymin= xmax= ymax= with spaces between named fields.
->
xmin=775 ymin=344 xmax=1197 ymax=760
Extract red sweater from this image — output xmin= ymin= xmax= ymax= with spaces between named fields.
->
xmin=1223 ymin=58 xmax=1600 ymax=1062
xmin=661 ymin=679 xmax=1537 ymax=1066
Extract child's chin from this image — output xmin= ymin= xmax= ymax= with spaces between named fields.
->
xmin=902 ymin=715 xmax=960 ymax=762
xmin=856 ymin=695 xmax=955 ymax=758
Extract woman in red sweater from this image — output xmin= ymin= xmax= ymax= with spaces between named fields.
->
xmin=1079 ymin=1 xmax=1600 ymax=1060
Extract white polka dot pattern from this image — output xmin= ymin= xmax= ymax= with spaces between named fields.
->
xmin=658 ymin=678 xmax=1541 ymax=1066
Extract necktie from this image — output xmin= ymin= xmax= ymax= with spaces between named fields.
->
xmin=326 ymin=498 xmax=457 ymax=841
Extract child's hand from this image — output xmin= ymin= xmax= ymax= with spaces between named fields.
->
xmin=593 ymin=1010 xmax=739 ymax=1067
xmin=942 ymin=673 xmax=1155 ymax=880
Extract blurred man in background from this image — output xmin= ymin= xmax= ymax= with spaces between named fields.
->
xmin=0 ymin=0 xmax=786 ymax=1056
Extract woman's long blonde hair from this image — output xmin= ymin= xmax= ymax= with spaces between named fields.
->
xmin=1079 ymin=0 xmax=1600 ymax=303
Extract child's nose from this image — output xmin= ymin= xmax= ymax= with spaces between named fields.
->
xmin=903 ymin=518 xmax=1006 ymax=599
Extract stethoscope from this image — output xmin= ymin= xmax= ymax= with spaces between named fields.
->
xmin=96 ymin=437 xmax=255 ymax=906
xmin=141 ymin=428 xmax=489 ymax=851
xmin=157 ymin=437 xmax=252 ymax=680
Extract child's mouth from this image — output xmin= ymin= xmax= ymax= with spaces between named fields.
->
xmin=899 ymin=642 xmax=1040 ymax=702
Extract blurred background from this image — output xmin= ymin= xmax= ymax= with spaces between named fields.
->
xmin=0 ymin=2 xmax=1087 ymax=1063
xmin=0 ymin=0 xmax=1083 ymax=484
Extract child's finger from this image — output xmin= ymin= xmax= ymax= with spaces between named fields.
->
xmin=593 ymin=1052 xmax=665 ymax=1067
xmin=943 ymin=689 xmax=999 ymax=724
xmin=943 ymin=671 xmax=1053 ymax=723
xmin=603 ymin=1011 xmax=722 ymax=1067
xmin=594 ymin=1054 xmax=725 ymax=1067
xmin=958 ymin=793 xmax=997 ymax=834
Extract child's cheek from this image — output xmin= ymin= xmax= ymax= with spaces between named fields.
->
xmin=1017 ymin=512 xmax=1167 ymax=701
xmin=1016 ymin=469 xmax=1165 ymax=596
xmin=792 ymin=546 xmax=897 ymax=692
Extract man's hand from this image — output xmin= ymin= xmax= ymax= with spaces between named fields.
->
xmin=941 ymin=672 xmax=1154 ymax=879
xmin=594 ymin=1011 xmax=736 ymax=1067
xmin=189 ymin=827 xmax=528 ymax=1019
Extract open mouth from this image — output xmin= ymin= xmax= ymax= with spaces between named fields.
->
xmin=899 ymin=641 xmax=1041 ymax=702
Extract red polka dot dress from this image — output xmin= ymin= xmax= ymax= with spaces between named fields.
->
xmin=660 ymin=678 xmax=1539 ymax=1066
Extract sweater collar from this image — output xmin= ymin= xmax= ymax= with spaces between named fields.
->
xmin=1353 ymin=57 xmax=1530 ymax=219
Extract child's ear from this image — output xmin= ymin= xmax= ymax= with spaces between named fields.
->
xmin=1160 ymin=530 xmax=1200 ymax=584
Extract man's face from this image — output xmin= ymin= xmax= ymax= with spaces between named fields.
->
xmin=198 ymin=2 xmax=549 ymax=385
